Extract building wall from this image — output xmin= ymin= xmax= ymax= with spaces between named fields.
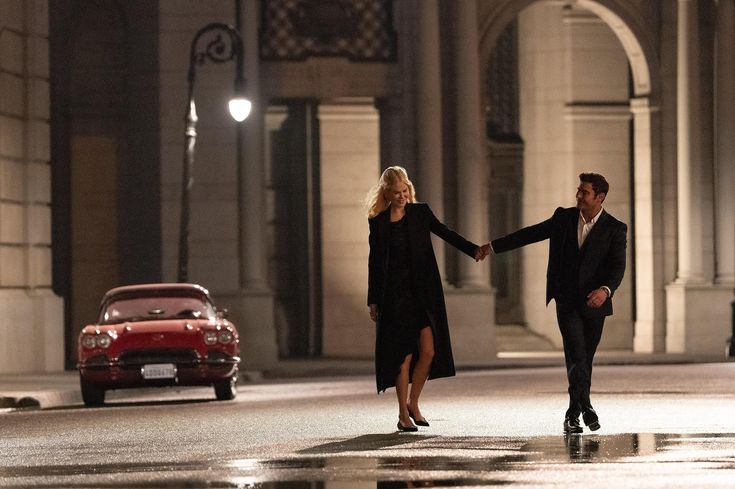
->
xmin=0 ymin=0 xmax=63 ymax=373
xmin=158 ymin=1 xmax=242 ymax=290
xmin=48 ymin=0 xmax=161 ymax=368
xmin=6 ymin=0 xmax=730 ymax=373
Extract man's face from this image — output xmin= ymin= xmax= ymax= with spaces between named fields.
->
xmin=576 ymin=182 xmax=604 ymax=213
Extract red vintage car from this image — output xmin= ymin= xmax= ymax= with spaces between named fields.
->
xmin=77 ymin=283 xmax=240 ymax=406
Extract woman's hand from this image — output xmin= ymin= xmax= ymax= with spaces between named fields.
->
xmin=369 ymin=304 xmax=378 ymax=322
xmin=475 ymin=243 xmax=492 ymax=262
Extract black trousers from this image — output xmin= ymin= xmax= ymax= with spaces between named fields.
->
xmin=555 ymin=302 xmax=605 ymax=418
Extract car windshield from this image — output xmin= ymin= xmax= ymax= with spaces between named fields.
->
xmin=99 ymin=295 xmax=216 ymax=324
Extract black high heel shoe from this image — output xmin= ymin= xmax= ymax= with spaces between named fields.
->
xmin=397 ymin=419 xmax=418 ymax=432
xmin=408 ymin=408 xmax=430 ymax=427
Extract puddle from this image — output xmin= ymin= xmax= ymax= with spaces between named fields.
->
xmin=0 ymin=480 xmax=511 ymax=488
xmin=3 ymin=433 xmax=735 ymax=488
xmin=523 ymin=432 xmax=735 ymax=463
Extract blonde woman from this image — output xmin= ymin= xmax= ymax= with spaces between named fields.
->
xmin=366 ymin=166 xmax=487 ymax=431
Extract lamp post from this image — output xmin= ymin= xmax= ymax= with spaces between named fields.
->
xmin=178 ymin=22 xmax=252 ymax=283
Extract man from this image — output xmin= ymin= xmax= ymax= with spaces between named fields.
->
xmin=480 ymin=173 xmax=627 ymax=433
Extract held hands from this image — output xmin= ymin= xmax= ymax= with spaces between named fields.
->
xmin=474 ymin=243 xmax=492 ymax=262
xmin=586 ymin=288 xmax=608 ymax=308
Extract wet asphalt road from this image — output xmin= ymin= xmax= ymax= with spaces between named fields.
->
xmin=1 ymin=363 xmax=735 ymax=488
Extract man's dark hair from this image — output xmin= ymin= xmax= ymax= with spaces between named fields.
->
xmin=579 ymin=172 xmax=609 ymax=197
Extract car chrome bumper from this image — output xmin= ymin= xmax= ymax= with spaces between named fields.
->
xmin=77 ymin=355 xmax=240 ymax=388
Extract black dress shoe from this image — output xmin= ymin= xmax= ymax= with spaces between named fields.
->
xmin=408 ymin=408 xmax=430 ymax=427
xmin=563 ymin=417 xmax=583 ymax=434
xmin=582 ymin=408 xmax=600 ymax=431
xmin=397 ymin=419 xmax=418 ymax=432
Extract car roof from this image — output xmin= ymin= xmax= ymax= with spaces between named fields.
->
xmin=103 ymin=283 xmax=211 ymax=300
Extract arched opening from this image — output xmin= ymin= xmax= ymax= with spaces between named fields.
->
xmin=480 ymin=0 xmax=659 ymax=353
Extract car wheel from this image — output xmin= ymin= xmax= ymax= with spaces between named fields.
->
xmin=214 ymin=374 xmax=237 ymax=401
xmin=80 ymin=377 xmax=106 ymax=407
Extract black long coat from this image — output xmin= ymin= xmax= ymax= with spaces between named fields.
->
xmin=368 ymin=203 xmax=479 ymax=393
xmin=491 ymin=206 xmax=627 ymax=317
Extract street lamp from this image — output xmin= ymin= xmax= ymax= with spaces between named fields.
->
xmin=178 ymin=22 xmax=251 ymax=283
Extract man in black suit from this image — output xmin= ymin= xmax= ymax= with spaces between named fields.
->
xmin=479 ymin=173 xmax=627 ymax=433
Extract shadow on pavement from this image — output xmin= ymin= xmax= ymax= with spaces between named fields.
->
xmin=298 ymin=433 xmax=437 ymax=454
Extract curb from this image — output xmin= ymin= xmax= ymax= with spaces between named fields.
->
xmin=0 ymin=389 xmax=80 ymax=411
xmin=0 ymin=369 xmax=270 ymax=413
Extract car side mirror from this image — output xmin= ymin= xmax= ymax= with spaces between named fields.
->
xmin=216 ymin=308 xmax=228 ymax=319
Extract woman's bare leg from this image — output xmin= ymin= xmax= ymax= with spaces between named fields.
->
xmin=396 ymin=353 xmax=414 ymax=426
xmin=408 ymin=327 xmax=434 ymax=419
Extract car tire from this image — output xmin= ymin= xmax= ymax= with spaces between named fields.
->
xmin=214 ymin=374 xmax=237 ymax=401
xmin=80 ymin=377 xmax=106 ymax=407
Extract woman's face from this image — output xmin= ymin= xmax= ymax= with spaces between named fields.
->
xmin=386 ymin=181 xmax=410 ymax=209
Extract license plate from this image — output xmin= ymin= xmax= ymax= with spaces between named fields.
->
xmin=141 ymin=363 xmax=177 ymax=379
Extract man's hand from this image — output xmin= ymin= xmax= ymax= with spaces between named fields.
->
xmin=475 ymin=243 xmax=492 ymax=262
xmin=369 ymin=304 xmax=378 ymax=322
xmin=586 ymin=288 xmax=608 ymax=308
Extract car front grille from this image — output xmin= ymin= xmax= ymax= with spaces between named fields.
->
xmin=118 ymin=349 xmax=199 ymax=368
xmin=205 ymin=350 xmax=240 ymax=366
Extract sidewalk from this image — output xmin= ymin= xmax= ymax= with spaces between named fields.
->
xmin=1 ymin=352 xmax=731 ymax=412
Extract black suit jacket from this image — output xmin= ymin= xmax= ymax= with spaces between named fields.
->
xmin=491 ymin=207 xmax=627 ymax=317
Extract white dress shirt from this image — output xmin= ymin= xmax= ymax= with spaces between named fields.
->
xmin=578 ymin=207 xmax=603 ymax=247
xmin=578 ymin=207 xmax=611 ymax=297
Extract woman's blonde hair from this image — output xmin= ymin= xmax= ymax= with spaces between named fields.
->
xmin=365 ymin=166 xmax=417 ymax=218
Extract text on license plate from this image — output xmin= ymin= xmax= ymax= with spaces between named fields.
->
xmin=142 ymin=363 xmax=177 ymax=379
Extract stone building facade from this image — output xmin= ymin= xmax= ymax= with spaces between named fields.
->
xmin=0 ymin=0 xmax=732 ymax=373
xmin=0 ymin=0 xmax=63 ymax=373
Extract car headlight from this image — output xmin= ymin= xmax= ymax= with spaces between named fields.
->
xmin=203 ymin=331 xmax=218 ymax=345
xmin=96 ymin=334 xmax=112 ymax=348
xmin=81 ymin=335 xmax=97 ymax=349
xmin=218 ymin=330 xmax=233 ymax=344
xmin=81 ymin=333 xmax=112 ymax=349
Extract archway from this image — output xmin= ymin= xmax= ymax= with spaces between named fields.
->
xmin=479 ymin=0 xmax=663 ymax=353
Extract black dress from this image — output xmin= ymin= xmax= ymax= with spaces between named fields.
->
xmin=379 ymin=216 xmax=430 ymax=385
xmin=368 ymin=203 xmax=479 ymax=393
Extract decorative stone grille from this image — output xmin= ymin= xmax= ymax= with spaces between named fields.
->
xmin=260 ymin=0 xmax=397 ymax=62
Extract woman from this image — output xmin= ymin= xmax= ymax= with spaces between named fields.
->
xmin=366 ymin=166 xmax=486 ymax=431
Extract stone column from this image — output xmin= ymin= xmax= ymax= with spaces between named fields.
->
xmin=631 ymin=99 xmax=666 ymax=353
xmin=454 ymin=0 xmax=488 ymax=288
xmin=318 ymin=99 xmax=380 ymax=358
xmin=674 ymin=0 xmax=706 ymax=284
xmin=220 ymin=0 xmax=277 ymax=369
xmin=415 ymin=0 xmax=446 ymax=276
xmin=442 ymin=0 xmax=495 ymax=364
xmin=666 ymin=0 xmax=731 ymax=354
xmin=518 ymin=3 xmax=568 ymax=345
xmin=240 ymin=0 xmax=267 ymax=291
xmin=715 ymin=0 xmax=735 ymax=284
